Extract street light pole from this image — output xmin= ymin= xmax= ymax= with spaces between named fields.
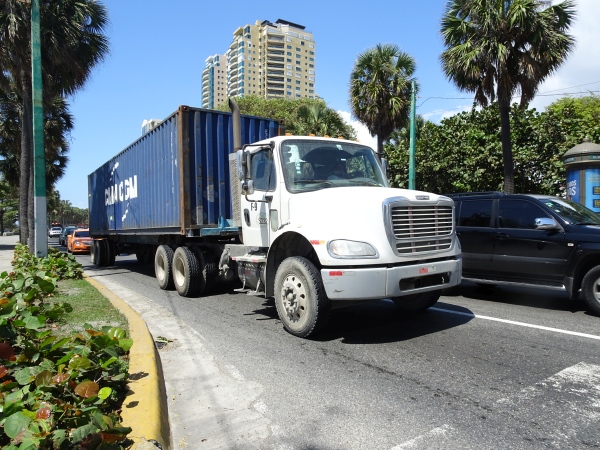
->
xmin=408 ymin=80 xmax=417 ymax=190
xmin=31 ymin=0 xmax=47 ymax=257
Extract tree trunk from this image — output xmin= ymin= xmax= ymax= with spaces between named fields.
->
xmin=19 ymin=70 xmax=32 ymax=246
xmin=498 ymin=99 xmax=515 ymax=194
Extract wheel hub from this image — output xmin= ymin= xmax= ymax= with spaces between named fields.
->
xmin=281 ymin=275 xmax=306 ymax=321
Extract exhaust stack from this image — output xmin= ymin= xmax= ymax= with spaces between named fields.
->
xmin=229 ymin=98 xmax=242 ymax=153
xmin=228 ymin=98 xmax=242 ymax=227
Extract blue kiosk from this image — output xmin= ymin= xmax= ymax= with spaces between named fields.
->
xmin=563 ymin=137 xmax=600 ymax=213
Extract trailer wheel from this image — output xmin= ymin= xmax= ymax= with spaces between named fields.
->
xmin=173 ymin=246 xmax=203 ymax=297
xmin=392 ymin=291 xmax=440 ymax=312
xmin=581 ymin=265 xmax=600 ymax=316
xmin=92 ymin=240 xmax=107 ymax=266
xmin=274 ymin=257 xmax=330 ymax=338
xmin=155 ymin=245 xmax=174 ymax=290
xmin=105 ymin=240 xmax=116 ymax=266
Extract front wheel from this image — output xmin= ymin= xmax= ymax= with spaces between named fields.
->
xmin=392 ymin=290 xmax=441 ymax=312
xmin=581 ymin=266 xmax=600 ymax=316
xmin=274 ymin=257 xmax=330 ymax=338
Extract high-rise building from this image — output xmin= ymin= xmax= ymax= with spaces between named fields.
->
xmin=202 ymin=19 xmax=316 ymax=107
xmin=201 ymin=54 xmax=227 ymax=109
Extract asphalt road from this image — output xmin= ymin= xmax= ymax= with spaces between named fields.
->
xmin=55 ymin=239 xmax=600 ymax=449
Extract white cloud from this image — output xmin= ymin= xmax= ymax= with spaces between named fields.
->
xmin=337 ymin=110 xmax=378 ymax=149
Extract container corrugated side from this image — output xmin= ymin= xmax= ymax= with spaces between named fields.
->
xmin=88 ymin=106 xmax=280 ymax=236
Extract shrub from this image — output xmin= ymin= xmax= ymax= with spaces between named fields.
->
xmin=0 ymin=246 xmax=132 ymax=449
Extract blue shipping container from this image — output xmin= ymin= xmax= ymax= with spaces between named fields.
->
xmin=88 ymin=106 xmax=281 ymax=236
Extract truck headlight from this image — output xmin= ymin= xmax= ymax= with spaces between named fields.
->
xmin=328 ymin=240 xmax=378 ymax=258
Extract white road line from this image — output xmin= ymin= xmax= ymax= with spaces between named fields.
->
xmin=431 ymin=307 xmax=600 ymax=341
xmin=390 ymin=424 xmax=453 ymax=449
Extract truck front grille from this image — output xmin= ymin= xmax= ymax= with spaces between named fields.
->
xmin=389 ymin=204 xmax=453 ymax=255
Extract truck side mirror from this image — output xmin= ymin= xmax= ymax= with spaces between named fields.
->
xmin=236 ymin=150 xmax=251 ymax=181
xmin=240 ymin=179 xmax=255 ymax=196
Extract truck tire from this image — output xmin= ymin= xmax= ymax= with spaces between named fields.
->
xmin=92 ymin=240 xmax=107 ymax=266
xmin=105 ymin=239 xmax=116 ymax=266
xmin=392 ymin=290 xmax=441 ymax=312
xmin=274 ymin=257 xmax=330 ymax=338
xmin=90 ymin=240 xmax=99 ymax=265
xmin=155 ymin=245 xmax=174 ymax=290
xmin=172 ymin=246 xmax=203 ymax=297
xmin=581 ymin=266 xmax=600 ymax=316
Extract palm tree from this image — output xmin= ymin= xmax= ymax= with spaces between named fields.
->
xmin=0 ymin=0 xmax=109 ymax=245
xmin=292 ymin=103 xmax=354 ymax=139
xmin=440 ymin=0 xmax=576 ymax=193
xmin=350 ymin=44 xmax=417 ymax=156
xmin=0 ymin=81 xmax=72 ymax=189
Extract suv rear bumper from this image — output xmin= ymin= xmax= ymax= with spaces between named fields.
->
xmin=321 ymin=258 xmax=462 ymax=300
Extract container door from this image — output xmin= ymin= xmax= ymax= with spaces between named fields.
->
xmin=240 ymin=149 xmax=278 ymax=247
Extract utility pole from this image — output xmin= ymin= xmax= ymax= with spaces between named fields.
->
xmin=408 ymin=80 xmax=417 ymax=190
xmin=31 ymin=0 xmax=47 ymax=257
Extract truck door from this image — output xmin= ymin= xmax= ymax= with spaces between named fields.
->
xmin=240 ymin=148 xmax=278 ymax=247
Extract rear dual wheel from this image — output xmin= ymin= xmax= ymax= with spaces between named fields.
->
xmin=91 ymin=240 xmax=116 ymax=267
xmin=156 ymin=246 xmax=214 ymax=297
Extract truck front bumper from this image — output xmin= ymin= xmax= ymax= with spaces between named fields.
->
xmin=321 ymin=258 xmax=462 ymax=300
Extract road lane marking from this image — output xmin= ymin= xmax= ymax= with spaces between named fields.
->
xmin=430 ymin=307 xmax=600 ymax=341
xmin=494 ymin=363 xmax=600 ymax=446
xmin=390 ymin=424 xmax=453 ymax=449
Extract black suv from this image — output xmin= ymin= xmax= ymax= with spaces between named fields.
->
xmin=449 ymin=192 xmax=600 ymax=316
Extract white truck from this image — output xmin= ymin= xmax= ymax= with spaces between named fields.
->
xmin=88 ymin=101 xmax=462 ymax=337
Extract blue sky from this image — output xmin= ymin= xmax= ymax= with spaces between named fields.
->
xmin=56 ymin=0 xmax=600 ymax=208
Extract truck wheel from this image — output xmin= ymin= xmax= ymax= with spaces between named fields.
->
xmin=105 ymin=240 xmax=116 ymax=266
xmin=155 ymin=245 xmax=174 ymax=290
xmin=581 ymin=266 xmax=600 ymax=316
xmin=173 ymin=246 xmax=203 ymax=297
xmin=92 ymin=240 xmax=106 ymax=266
xmin=274 ymin=257 xmax=330 ymax=338
xmin=392 ymin=290 xmax=441 ymax=312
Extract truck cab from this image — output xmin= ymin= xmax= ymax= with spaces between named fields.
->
xmin=234 ymin=136 xmax=462 ymax=336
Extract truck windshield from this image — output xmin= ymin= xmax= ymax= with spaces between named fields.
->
xmin=280 ymin=139 xmax=388 ymax=193
xmin=541 ymin=198 xmax=600 ymax=225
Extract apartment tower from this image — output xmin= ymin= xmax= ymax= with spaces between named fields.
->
xmin=201 ymin=54 xmax=227 ymax=109
xmin=202 ymin=19 xmax=316 ymax=108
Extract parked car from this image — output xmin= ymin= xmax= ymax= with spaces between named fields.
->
xmin=59 ymin=226 xmax=77 ymax=246
xmin=449 ymin=191 xmax=600 ymax=315
xmin=48 ymin=226 xmax=62 ymax=238
xmin=67 ymin=228 xmax=92 ymax=254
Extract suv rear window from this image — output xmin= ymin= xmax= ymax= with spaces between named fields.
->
xmin=456 ymin=199 xmax=492 ymax=227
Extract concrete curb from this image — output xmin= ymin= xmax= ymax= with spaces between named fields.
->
xmin=84 ymin=274 xmax=172 ymax=450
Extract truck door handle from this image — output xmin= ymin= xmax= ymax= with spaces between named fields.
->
xmin=496 ymin=233 xmax=510 ymax=239
xmin=244 ymin=209 xmax=250 ymax=227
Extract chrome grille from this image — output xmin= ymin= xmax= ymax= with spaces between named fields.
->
xmin=390 ymin=205 xmax=453 ymax=254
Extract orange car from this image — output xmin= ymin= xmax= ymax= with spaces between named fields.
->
xmin=67 ymin=228 xmax=92 ymax=254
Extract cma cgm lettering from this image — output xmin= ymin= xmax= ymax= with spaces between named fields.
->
xmin=105 ymin=176 xmax=138 ymax=206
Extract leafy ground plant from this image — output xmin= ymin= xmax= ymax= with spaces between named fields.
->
xmin=0 ymin=245 xmax=133 ymax=449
